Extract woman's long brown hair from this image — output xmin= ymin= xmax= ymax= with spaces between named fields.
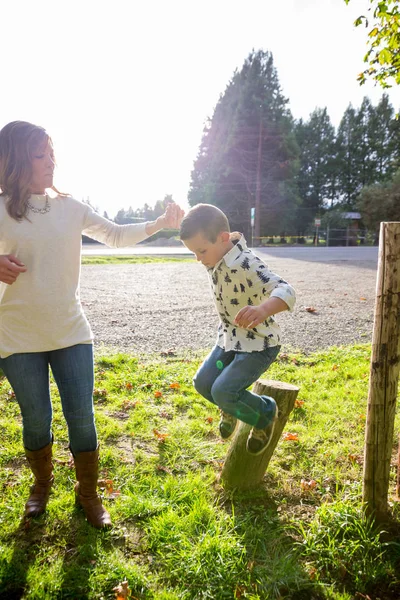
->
xmin=0 ymin=120 xmax=67 ymax=221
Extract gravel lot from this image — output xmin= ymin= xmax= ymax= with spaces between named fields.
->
xmin=80 ymin=250 xmax=378 ymax=355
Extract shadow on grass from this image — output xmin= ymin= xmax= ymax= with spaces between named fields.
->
xmin=0 ymin=517 xmax=44 ymax=600
xmin=218 ymin=485 xmax=324 ymax=600
xmin=221 ymin=479 xmax=400 ymax=600
xmin=0 ymin=503 xmax=112 ymax=600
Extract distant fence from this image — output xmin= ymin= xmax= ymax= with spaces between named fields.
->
xmin=252 ymin=229 xmax=376 ymax=247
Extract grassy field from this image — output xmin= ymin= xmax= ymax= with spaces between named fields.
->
xmin=0 ymin=345 xmax=399 ymax=599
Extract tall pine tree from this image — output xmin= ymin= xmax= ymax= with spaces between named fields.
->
xmin=189 ymin=50 xmax=300 ymax=240
xmin=295 ymin=108 xmax=336 ymax=232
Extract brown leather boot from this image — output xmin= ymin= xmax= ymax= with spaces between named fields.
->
xmin=24 ymin=440 xmax=54 ymax=518
xmin=73 ymin=446 xmax=112 ymax=528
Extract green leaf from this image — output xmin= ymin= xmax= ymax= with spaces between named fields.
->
xmin=378 ymin=47 xmax=392 ymax=63
xmin=354 ymin=15 xmax=367 ymax=26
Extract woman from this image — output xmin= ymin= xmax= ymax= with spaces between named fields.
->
xmin=0 ymin=120 xmax=184 ymax=528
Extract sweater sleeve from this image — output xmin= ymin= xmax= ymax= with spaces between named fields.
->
xmin=82 ymin=205 xmax=149 ymax=248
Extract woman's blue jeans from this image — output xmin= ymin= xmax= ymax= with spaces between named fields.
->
xmin=0 ymin=344 xmax=97 ymax=454
xmin=194 ymin=344 xmax=280 ymax=429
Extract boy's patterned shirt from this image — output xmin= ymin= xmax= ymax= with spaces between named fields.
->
xmin=207 ymin=235 xmax=296 ymax=352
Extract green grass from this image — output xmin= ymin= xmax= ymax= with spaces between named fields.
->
xmin=81 ymin=255 xmax=193 ymax=265
xmin=0 ymin=345 xmax=399 ymax=599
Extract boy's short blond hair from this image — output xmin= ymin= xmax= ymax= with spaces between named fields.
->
xmin=180 ymin=203 xmax=230 ymax=243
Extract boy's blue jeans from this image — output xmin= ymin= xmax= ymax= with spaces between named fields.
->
xmin=194 ymin=344 xmax=280 ymax=429
xmin=0 ymin=344 xmax=97 ymax=454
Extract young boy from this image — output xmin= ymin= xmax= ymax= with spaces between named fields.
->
xmin=180 ymin=204 xmax=296 ymax=455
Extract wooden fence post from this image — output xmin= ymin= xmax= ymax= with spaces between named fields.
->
xmin=363 ymin=222 xmax=400 ymax=522
xmin=221 ymin=379 xmax=299 ymax=490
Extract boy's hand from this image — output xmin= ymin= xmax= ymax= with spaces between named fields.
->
xmin=156 ymin=203 xmax=185 ymax=230
xmin=234 ymin=305 xmax=267 ymax=329
xmin=235 ymin=297 xmax=288 ymax=329
xmin=0 ymin=254 xmax=27 ymax=285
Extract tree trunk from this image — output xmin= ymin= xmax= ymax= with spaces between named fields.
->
xmin=221 ymin=379 xmax=299 ymax=489
xmin=363 ymin=222 xmax=400 ymax=522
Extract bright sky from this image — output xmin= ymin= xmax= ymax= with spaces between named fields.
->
xmin=3 ymin=0 xmax=400 ymax=219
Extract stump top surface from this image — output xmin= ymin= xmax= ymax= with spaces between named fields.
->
xmin=256 ymin=379 xmax=299 ymax=391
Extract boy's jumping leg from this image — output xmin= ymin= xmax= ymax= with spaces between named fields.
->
xmin=210 ymin=347 xmax=280 ymax=454
xmin=193 ymin=345 xmax=238 ymax=439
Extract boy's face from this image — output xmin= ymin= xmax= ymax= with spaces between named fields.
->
xmin=183 ymin=231 xmax=231 ymax=268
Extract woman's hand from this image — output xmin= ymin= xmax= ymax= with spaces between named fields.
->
xmin=156 ymin=203 xmax=185 ymax=230
xmin=0 ymin=255 xmax=27 ymax=285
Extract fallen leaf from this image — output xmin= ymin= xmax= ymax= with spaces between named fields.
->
xmin=156 ymin=464 xmax=172 ymax=474
xmin=247 ymin=560 xmax=255 ymax=571
xmin=294 ymin=399 xmax=305 ymax=408
xmin=121 ymin=399 xmax=140 ymax=410
xmin=169 ymin=382 xmax=180 ymax=389
xmin=154 ymin=391 xmax=163 ymax=398
xmin=305 ymin=306 xmax=317 ymax=313
xmin=360 ymin=297 xmax=366 ymax=301
xmin=113 ymin=579 xmax=131 ymax=599
xmin=308 ymin=566 xmax=317 ymax=580
xmin=234 ymin=586 xmax=247 ymax=598
xmin=107 ymin=490 xmax=121 ymax=499
xmin=282 ymin=432 xmax=299 ymax=442
xmin=125 ymin=382 xmax=133 ymax=390
xmin=139 ymin=383 xmax=153 ymax=390
xmin=205 ymin=416 xmax=214 ymax=423
xmin=153 ymin=429 xmax=169 ymax=443
xmin=300 ymin=478 xmax=317 ymax=491
xmin=98 ymin=479 xmax=114 ymax=492
xmin=159 ymin=411 xmax=173 ymax=420
xmin=93 ymin=388 xmax=107 ymax=400
xmin=348 ymin=453 xmax=363 ymax=464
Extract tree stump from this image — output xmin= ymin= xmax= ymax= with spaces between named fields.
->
xmin=221 ymin=379 xmax=299 ymax=490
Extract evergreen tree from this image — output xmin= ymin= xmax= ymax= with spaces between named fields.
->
xmin=357 ymin=98 xmax=378 ymax=190
xmin=335 ymin=95 xmax=400 ymax=208
xmin=295 ymin=108 xmax=336 ymax=231
xmin=369 ymin=94 xmax=400 ymax=181
xmin=189 ymin=50 xmax=300 ymax=240
xmin=335 ymin=104 xmax=359 ymax=206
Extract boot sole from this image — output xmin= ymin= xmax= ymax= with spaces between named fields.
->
xmin=246 ymin=407 xmax=279 ymax=456
xmin=219 ymin=418 xmax=238 ymax=440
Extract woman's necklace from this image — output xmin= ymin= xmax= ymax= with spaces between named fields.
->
xmin=27 ymin=194 xmax=51 ymax=214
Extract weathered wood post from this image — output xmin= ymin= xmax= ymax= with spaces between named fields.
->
xmin=363 ymin=222 xmax=400 ymax=522
xmin=221 ymin=379 xmax=299 ymax=489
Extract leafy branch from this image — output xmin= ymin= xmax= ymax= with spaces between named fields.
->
xmin=345 ymin=0 xmax=400 ymax=87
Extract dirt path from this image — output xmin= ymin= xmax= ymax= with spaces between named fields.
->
xmin=80 ymin=255 xmax=377 ymax=356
